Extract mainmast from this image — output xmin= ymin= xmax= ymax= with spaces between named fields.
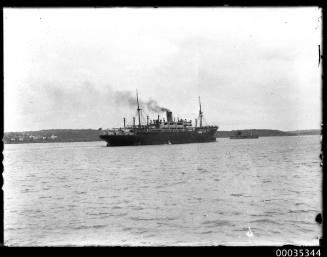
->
xmin=199 ymin=96 xmax=203 ymax=128
xmin=136 ymin=89 xmax=141 ymax=128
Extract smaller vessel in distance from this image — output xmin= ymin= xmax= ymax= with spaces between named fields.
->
xmin=229 ymin=130 xmax=259 ymax=139
xmin=99 ymin=91 xmax=218 ymax=146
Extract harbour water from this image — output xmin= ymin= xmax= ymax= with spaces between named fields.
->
xmin=3 ymin=135 xmax=321 ymax=246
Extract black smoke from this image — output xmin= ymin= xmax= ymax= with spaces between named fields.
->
xmin=114 ymin=90 xmax=170 ymax=113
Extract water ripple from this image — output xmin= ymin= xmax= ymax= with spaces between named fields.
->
xmin=3 ymin=136 xmax=321 ymax=245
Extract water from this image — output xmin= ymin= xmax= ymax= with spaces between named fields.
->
xmin=3 ymin=135 xmax=322 ymax=246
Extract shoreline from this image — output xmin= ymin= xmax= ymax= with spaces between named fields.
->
xmin=3 ymin=133 xmax=320 ymax=145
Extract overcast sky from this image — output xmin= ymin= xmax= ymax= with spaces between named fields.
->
xmin=4 ymin=7 xmax=322 ymax=132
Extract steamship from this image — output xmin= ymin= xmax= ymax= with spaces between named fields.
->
xmin=99 ymin=91 xmax=218 ymax=146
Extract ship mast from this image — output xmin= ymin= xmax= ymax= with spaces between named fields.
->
xmin=199 ymin=96 xmax=203 ymax=128
xmin=136 ymin=89 xmax=141 ymax=128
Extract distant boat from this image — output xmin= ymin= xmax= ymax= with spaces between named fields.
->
xmin=229 ymin=130 xmax=259 ymax=139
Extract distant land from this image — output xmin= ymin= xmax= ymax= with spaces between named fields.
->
xmin=285 ymin=129 xmax=322 ymax=136
xmin=217 ymin=129 xmax=320 ymax=138
xmin=3 ymin=129 xmax=100 ymax=144
xmin=2 ymin=129 xmax=321 ymax=144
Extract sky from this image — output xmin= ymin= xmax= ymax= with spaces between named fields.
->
xmin=4 ymin=7 xmax=322 ymax=132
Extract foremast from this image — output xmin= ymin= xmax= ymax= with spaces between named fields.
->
xmin=136 ymin=89 xmax=142 ymax=128
xmin=199 ymin=96 xmax=203 ymax=128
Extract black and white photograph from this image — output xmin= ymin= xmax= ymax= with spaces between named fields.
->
xmin=3 ymin=7 xmax=322 ymax=246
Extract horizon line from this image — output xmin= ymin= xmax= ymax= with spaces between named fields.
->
xmin=4 ymin=127 xmax=321 ymax=133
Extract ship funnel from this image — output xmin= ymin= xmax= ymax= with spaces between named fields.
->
xmin=166 ymin=111 xmax=173 ymax=123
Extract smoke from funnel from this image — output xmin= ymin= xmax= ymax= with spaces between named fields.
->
xmin=146 ymin=99 xmax=170 ymax=112
xmin=114 ymin=90 xmax=170 ymax=113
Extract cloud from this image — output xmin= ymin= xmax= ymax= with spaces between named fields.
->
xmin=4 ymin=8 xmax=322 ymax=131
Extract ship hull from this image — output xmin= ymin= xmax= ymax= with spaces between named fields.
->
xmin=229 ymin=135 xmax=259 ymax=139
xmin=100 ymin=129 xmax=217 ymax=146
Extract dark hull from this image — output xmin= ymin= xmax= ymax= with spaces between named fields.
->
xmin=100 ymin=129 xmax=217 ymax=146
xmin=229 ymin=135 xmax=259 ymax=139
